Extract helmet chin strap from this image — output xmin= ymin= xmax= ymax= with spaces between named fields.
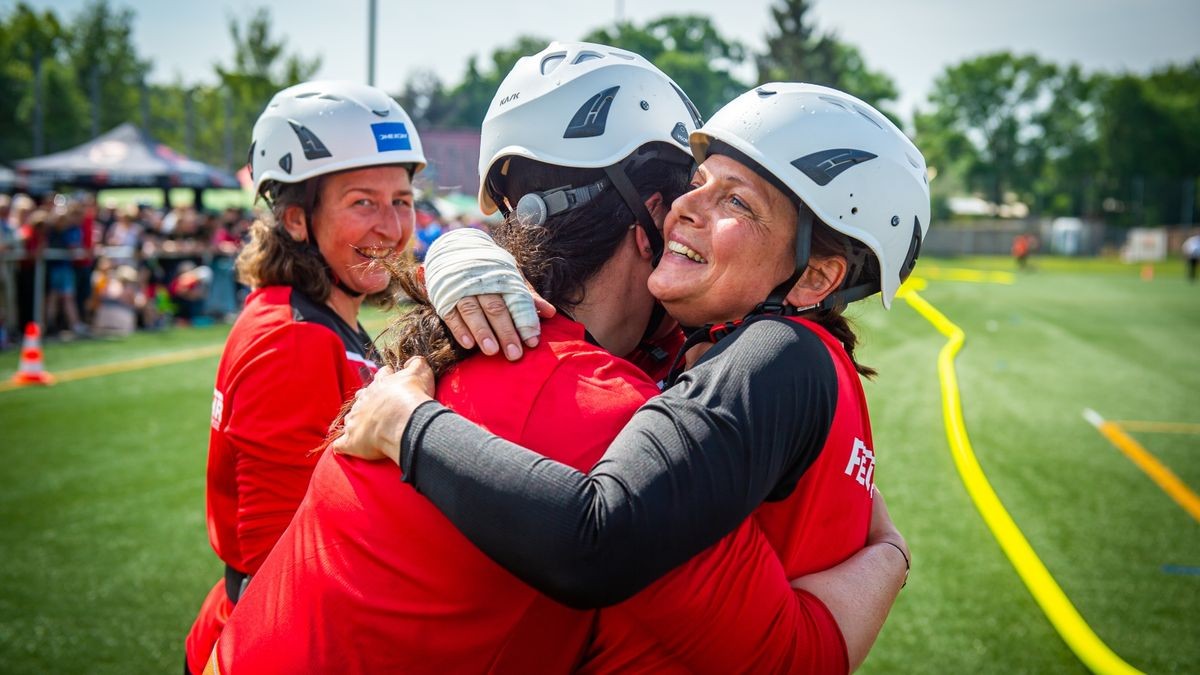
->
xmin=302 ymin=179 xmax=365 ymax=301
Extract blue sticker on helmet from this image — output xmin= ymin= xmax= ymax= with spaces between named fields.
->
xmin=372 ymin=122 xmax=411 ymax=152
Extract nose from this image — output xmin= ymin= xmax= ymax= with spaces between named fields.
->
xmin=378 ymin=202 xmax=415 ymax=248
xmin=669 ymin=184 xmax=703 ymax=231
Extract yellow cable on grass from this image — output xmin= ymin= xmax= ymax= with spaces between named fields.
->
xmin=898 ymin=281 xmax=1141 ymax=675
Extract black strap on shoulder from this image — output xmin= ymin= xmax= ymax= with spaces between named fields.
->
xmin=664 ymin=319 xmax=746 ymax=387
xmin=604 ymin=164 xmax=663 ymax=264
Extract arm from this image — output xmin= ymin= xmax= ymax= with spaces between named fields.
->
xmin=338 ymin=318 xmax=837 ymax=607
xmin=792 ymin=489 xmax=910 ymax=670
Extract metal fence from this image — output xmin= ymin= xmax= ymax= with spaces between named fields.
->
xmin=0 ymin=247 xmax=240 ymax=340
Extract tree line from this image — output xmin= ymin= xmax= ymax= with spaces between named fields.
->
xmin=2 ymin=0 xmax=1197 ymax=226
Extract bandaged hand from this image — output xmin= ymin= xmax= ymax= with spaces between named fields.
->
xmin=426 ymin=229 xmax=554 ymax=360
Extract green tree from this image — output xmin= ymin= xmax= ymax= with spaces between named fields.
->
xmin=394 ymin=69 xmax=456 ymax=131
xmin=206 ymin=7 xmax=320 ymax=170
xmin=65 ymin=0 xmax=150 ymax=140
xmin=437 ymin=35 xmax=549 ymax=129
xmin=755 ymin=0 xmax=897 ymax=114
xmin=0 ymin=3 xmax=88 ymax=160
xmin=1096 ymin=60 xmax=1200 ymax=225
xmin=914 ymin=52 xmax=1059 ymax=208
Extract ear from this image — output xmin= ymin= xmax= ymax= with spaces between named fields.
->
xmin=281 ymin=205 xmax=308 ymax=242
xmin=632 ymin=225 xmax=655 ymax=261
xmin=785 ymin=255 xmax=848 ymax=308
xmin=644 ymin=191 xmax=666 ymax=230
xmin=631 ymin=191 xmax=665 ymax=259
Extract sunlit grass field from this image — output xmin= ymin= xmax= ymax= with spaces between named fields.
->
xmin=1 ymin=255 xmax=1197 ymax=673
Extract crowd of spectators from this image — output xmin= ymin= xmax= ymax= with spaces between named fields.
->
xmin=0 ymin=192 xmax=253 ymax=348
xmin=0 ymin=192 xmax=491 ymax=349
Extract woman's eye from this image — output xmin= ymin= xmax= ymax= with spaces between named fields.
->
xmin=730 ymin=195 xmax=749 ymax=211
xmin=354 ymin=198 xmax=373 ymax=207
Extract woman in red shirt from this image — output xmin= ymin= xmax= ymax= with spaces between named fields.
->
xmin=183 ymin=80 xmax=428 ymax=675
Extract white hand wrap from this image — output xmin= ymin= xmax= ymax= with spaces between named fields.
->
xmin=424 ymin=229 xmax=540 ymax=341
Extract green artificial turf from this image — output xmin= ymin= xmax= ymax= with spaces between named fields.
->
xmin=0 ymin=257 xmax=1196 ymax=673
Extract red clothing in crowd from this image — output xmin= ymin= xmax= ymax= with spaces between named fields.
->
xmin=579 ymin=318 xmax=870 ymax=674
xmin=185 ymin=285 xmax=379 ymax=674
xmin=211 ymin=315 xmax=850 ymax=673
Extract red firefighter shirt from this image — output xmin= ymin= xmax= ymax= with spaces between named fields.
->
xmin=579 ymin=318 xmax=867 ymax=674
xmin=186 ymin=285 xmax=377 ymax=673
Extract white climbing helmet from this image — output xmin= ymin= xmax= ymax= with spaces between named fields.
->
xmin=477 ymin=40 xmax=702 ymax=214
xmin=249 ymin=80 xmax=426 ymax=196
xmin=691 ymin=83 xmax=930 ymax=308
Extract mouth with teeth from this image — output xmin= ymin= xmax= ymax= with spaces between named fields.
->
xmin=351 ymin=245 xmax=396 ymax=261
xmin=667 ymin=240 xmax=707 ymax=264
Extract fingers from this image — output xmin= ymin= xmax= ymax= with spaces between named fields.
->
xmin=403 ymin=356 xmax=437 ymax=395
xmin=530 ymin=288 xmax=556 ymax=319
xmin=449 ymin=296 xmax=495 ymax=354
xmin=477 ymin=294 xmax=524 ymax=361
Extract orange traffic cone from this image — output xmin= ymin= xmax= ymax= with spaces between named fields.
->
xmin=10 ymin=322 xmax=54 ymax=386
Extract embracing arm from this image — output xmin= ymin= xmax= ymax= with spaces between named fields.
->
xmin=358 ymin=318 xmax=837 ymax=607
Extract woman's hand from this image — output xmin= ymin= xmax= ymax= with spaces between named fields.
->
xmin=331 ymin=358 xmax=437 ymax=465
xmin=445 ymin=291 xmax=555 ymax=360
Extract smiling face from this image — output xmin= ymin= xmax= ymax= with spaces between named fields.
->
xmin=309 ymin=165 xmax=415 ymax=295
xmin=648 ymin=154 xmax=799 ymax=326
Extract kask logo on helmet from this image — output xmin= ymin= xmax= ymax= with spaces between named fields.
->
xmin=372 ymin=122 xmax=412 ymax=152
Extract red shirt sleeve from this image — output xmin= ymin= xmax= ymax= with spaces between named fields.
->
xmin=222 ymin=322 xmax=356 ymax=572
xmin=596 ymin=517 xmax=849 ymax=674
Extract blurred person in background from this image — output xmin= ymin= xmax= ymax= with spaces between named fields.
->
xmin=168 ymin=261 xmax=210 ymax=325
xmin=13 ymin=198 xmax=42 ymax=329
xmin=44 ymin=205 xmax=87 ymax=336
xmin=0 ymin=195 xmax=14 ymax=347
xmin=182 ymin=80 xmax=428 ymax=675
xmin=91 ymin=262 xmax=141 ymax=337
xmin=1183 ymin=230 xmax=1200 ymax=282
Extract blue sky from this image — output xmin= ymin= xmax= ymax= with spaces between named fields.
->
xmin=12 ymin=0 xmax=1200 ymax=121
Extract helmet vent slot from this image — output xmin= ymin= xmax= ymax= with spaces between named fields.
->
xmin=573 ymin=51 xmax=603 ymax=64
xmin=854 ymin=106 xmax=884 ymax=129
xmin=540 ymin=53 xmax=566 ymax=75
xmin=819 ymin=95 xmax=848 ymax=110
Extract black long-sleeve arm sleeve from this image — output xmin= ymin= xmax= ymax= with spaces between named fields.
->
xmin=400 ymin=317 xmax=838 ymax=609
